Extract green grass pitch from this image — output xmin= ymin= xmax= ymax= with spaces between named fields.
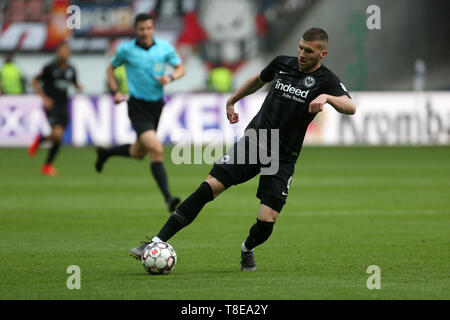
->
xmin=0 ymin=146 xmax=449 ymax=299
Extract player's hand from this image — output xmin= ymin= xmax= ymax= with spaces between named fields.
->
xmin=155 ymin=75 xmax=173 ymax=86
xmin=308 ymin=94 xmax=328 ymax=114
xmin=76 ymin=83 xmax=84 ymax=93
xmin=226 ymin=100 xmax=239 ymax=124
xmin=113 ymin=92 xmax=126 ymax=104
xmin=43 ymin=96 xmax=54 ymax=110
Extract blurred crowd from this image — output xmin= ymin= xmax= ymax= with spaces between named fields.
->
xmin=0 ymin=0 xmax=312 ymax=95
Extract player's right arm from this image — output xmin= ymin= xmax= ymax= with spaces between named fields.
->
xmin=32 ymin=66 xmax=53 ymax=110
xmin=226 ymin=74 xmax=266 ymax=124
xmin=108 ymin=43 xmax=127 ymax=104
xmin=226 ymin=56 xmax=281 ymax=124
xmin=106 ymin=64 xmax=126 ymax=104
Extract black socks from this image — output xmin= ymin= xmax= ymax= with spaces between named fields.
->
xmin=106 ymin=144 xmax=131 ymax=157
xmin=45 ymin=142 xmax=60 ymax=164
xmin=150 ymin=162 xmax=171 ymax=203
xmin=157 ymin=182 xmax=214 ymax=241
xmin=99 ymin=146 xmax=172 ymax=204
xmin=155 ymin=183 xmax=275 ymax=251
xmin=244 ymin=219 xmax=275 ymax=251
xmin=95 ymin=144 xmax=130 ymax=173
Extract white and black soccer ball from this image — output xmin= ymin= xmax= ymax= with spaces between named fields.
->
xmin=141 ymin=241 xmax=177 ymax=275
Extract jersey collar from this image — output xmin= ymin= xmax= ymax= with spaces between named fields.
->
xmin=298 ymin=64 xmax=325 ymax=76
xmin=135 ymin=38 xmax=156 ymax=50
xmin=52 ymin=59 xmax=69 ymax=70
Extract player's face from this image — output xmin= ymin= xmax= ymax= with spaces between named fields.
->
xmin=297 ymin=39 xmax=327 ymax=73
xmin=57 ymin=45 xmax=71 ymax=62
xmin=136 ymin=19 xmax=155 ymax=45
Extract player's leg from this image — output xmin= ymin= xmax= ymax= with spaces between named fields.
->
xmin=152 ymin=154 xmax=261 ymax=245
xmin=240 ymin=204 xmax=279 ymax=271
xmin=138 ymin=129 xmax=180 ymax=211
xmin=141 ymin=99 xmax=181 ymax=211
xmin=94 ymin=97 xmax=149 ymax=172
xmin=29 ymin=132 xmax=53 ymax=157
xmin=94 ymin=142 xmax=133 ymax=173
xmin=240 ymin=162 xmax=295 ymax=271
xmin=129 ymin=138 xmax=147 ymax=159
xmin=129 ymin=167 xmax=259 ymax=259
xmin=41 ymin=124 xmax=65 ymax=176
xmin=153 ymin=175 xmax=225 ymax=241
xmin=94 ymin=136 xmax=150 ymax=172
xmin=129 ymin=175 xmax=225 ymax=259
xmin=46 ymin=125 xmax=64 ymax=162
xmin=28 ymin=134 xmax=45 ymax=157
xmin=129 ymin=137 xmax=260 ymax=259
xmin=29 ymin=108 xmax=60 ymax=156
xmin=244 ymin=204 xmax=279 ymax=250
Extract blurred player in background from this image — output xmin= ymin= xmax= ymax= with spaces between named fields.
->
xmin=96 ymin=13 xmax=185 ymax=213
xmin=0 ymin=53 xmax=26 ymax=95
xmin=29 ymin=42 xmax=83 ymax=176
xmin=129 ymin=28 xmax=356 ymax=271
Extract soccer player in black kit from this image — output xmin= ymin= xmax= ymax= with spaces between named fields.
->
xmin=130 ymin=28 xmax=356 ymax=271
xmin=29 ymin=42 xmax=82 ymax=176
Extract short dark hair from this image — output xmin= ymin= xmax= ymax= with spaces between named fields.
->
xmin=302 ymin=28 xmax=329 ymax=43
xmin=134 ymin=13 xmax=155 ymax=27
xmin=56 ymin=41 xmax=70 ymax=51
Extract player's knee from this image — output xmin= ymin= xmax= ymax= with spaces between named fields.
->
xmin=259 ymin=212 xmax=278 ymax=223
xmin=150 ymin=151 xmax=163 ymax=162
xmin=130 ymin=146 xmax=146 ymax=160
xmin=148 ymin=143 xmax=163 ymax=160
xmin=259 ymin=198 xmax=282 ymax=222
xmin=51 ymin=129 xmax=64 ymax=142
xmin=135 ymin=152 xmax=146 ymax=160
xmin=205 ymin=175 xmax=226 ymax=198
xmin=133 ymin=149 xmax=147 ymax=160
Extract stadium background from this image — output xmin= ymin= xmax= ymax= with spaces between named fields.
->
xmin=1 ymin=0 xmax=449 ymax=147
xmin=0 ymin=0 xmax=449 ymax=300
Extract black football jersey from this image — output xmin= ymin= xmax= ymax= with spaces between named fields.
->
xmin=37 ymin=61 xmax=78 ymax=103
xmin=246 ymin=55 xmax=351 ymax=161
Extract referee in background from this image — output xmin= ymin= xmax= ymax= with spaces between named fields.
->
xmin=96 ymin=13 xmax=185 ymax=213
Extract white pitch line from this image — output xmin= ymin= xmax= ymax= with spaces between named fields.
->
xmin=296 ymin=209 xmax=449 ymax=216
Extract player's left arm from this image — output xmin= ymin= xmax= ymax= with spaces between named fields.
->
xmin=309 ymin=94 xmax=356 ymax=115
xmin=155 ymin=43 xmax=185 ymax=85
xmin=155 ymin=63 xmax=185 ymax=85
xmin=309 ymin=75 xmax=356 ymax=115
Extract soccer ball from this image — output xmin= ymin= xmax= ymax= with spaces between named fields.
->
xmin=141 ymin=241 xmax=177 ymax=275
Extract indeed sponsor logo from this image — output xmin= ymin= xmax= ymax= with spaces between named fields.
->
xmin=274 ymin=79 xmax=309 ymax=99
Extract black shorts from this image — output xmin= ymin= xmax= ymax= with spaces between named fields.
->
xmin=45 ymin=100 xmax=69 ymax=128
xmin=128 ymin=96 xmax=164 ymax=136
xmin=209 ymin=137 xmax=295 ymax=213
